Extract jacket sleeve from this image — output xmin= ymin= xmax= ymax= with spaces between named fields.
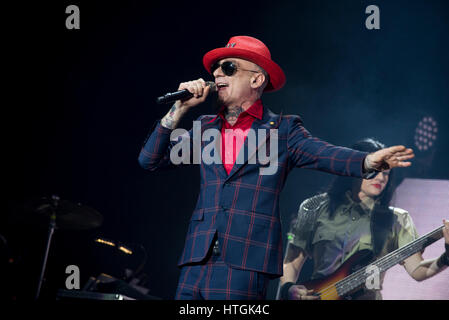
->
xmin=138 ymin=120 xmax=193 ymax=171
xmin=286 ymin=115 xmax=372 ymax=178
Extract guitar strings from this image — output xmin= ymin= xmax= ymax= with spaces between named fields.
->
xmin=314 ymin=227 xmax=442 ymax=300
xmin=333 ymin=229 xmax=439 ymax=293
xmin=317 ymin=243 xmax=420 ymax=299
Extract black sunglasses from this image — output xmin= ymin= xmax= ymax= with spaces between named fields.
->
xmin=210 ymin=60 xmax=260 ymax=77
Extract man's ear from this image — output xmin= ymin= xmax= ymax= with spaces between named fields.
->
xmin=251 ymin=73 xmax=265 ymax=89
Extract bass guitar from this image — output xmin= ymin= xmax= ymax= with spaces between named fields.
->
xmin=301 ymin=225 xmax=445 ymax=300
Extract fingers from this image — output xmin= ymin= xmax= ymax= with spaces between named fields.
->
xmin=176 ymin=78 xmax=211 ymax=108
xmin=393 ymin=149 xmax=415 ymax=162
xmin=393 ymin=161 xmax=412 ymax=168
xmin=304 ymin=289 xmax=320 ymax=300
xmin=193 ymin=78 xmax=205 ymax=97
xmin=397 ymin=148 xmax=414 ymax=155
xmin=371 ymin=146 xmax=415 ymax=170
xmin=289 ymin=286 xmax=319 ymax=300
xmin=381 ymin=146 xmax=412 ymax=157
xmin=386 ymin=145 xmax=407 ymax=153
xmin=393 ymin=148 xmax=414 ymax=157
xmin=289 ymin=286 xmax=303 ymax=300
xmin=395 ymin=154 xmax=415 ymax=161
xmin=179 ymin=78 xmax=207 ymax=98
xmin=382 ymin=147 xmax=414 ymax=159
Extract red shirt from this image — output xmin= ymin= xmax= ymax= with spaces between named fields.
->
xmin=210 ymin=99 xmax=263 ymax=174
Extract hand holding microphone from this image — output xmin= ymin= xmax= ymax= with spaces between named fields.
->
xmin=159 ymin=78 xmax=216 ymax=129
xmin=156 ymin=79 xmax=217 ymax=106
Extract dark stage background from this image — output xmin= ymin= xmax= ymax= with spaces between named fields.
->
xmin=3 ymin=0 xmax=449 ymax=300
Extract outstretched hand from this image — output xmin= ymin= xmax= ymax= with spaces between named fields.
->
xmin=365 ymin=145 xmax=415 ymax=171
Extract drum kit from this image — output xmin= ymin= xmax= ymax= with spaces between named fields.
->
xmin=2 ymin=194 xmax=157 ymax=300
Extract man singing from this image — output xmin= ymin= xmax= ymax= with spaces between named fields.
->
xmin=138 ymin=36 xmax=414 ymax=300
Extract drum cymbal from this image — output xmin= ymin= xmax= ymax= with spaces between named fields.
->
xmin=17 ymin=196 xmax=103 ymax=230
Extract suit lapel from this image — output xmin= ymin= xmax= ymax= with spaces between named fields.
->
xmin=225 ymin=107 xmax=281 ymax=181
xmin=201 ymin=115 xmax=228 ymax=178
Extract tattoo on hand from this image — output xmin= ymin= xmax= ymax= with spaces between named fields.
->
xmin=168 ymin=105 xmax=176 ymax=117
xmin=161 ymin=105 xmax=177 ymax=129
xmin=162 ymin=118 xmax=174 ymax=129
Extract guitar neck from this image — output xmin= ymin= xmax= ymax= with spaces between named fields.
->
xmin=335 ymin=225 xmax=444 ymax=297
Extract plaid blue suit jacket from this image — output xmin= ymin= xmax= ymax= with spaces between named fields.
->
xmin=138 ymin=106 xmax=370 ymax=277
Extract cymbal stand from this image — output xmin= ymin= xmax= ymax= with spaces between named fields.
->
xmin=35 ymin=195 xmax=59 ymax=300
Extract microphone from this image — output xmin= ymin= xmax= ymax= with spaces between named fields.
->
xmin=156 ymin=81 xmax=217 ymax=104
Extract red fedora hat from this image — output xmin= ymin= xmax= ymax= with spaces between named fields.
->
xmin=203 ymin=36 xmax=286 ymax=92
